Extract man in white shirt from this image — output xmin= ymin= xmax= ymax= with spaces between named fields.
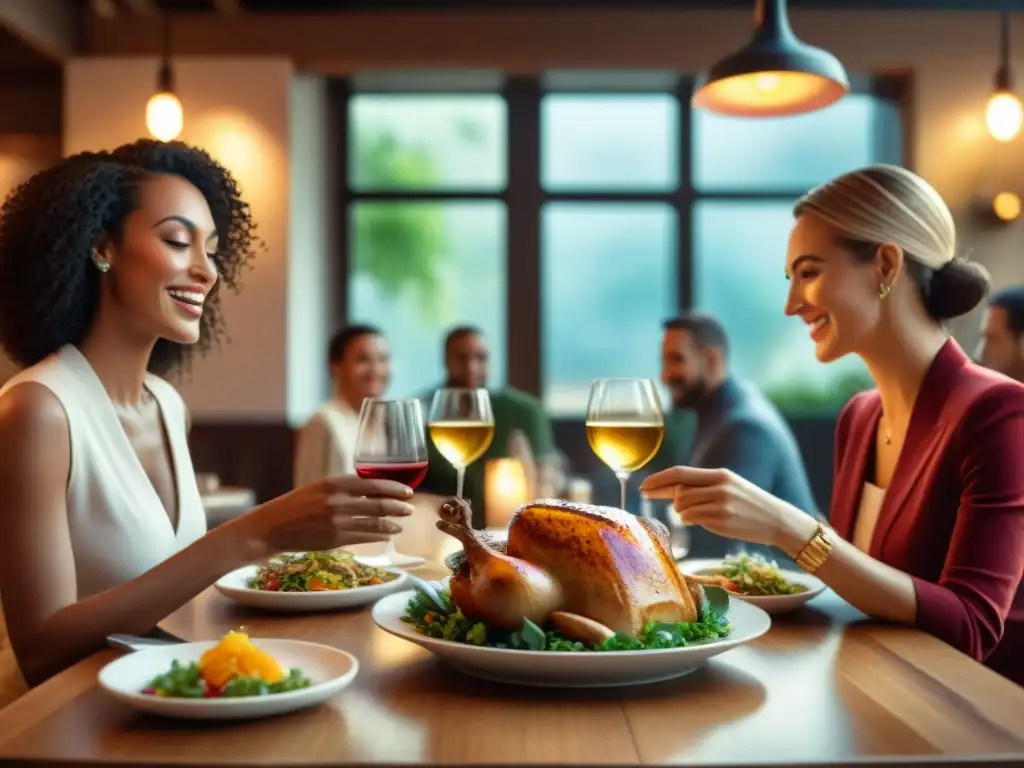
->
xmin=293 ymin=325 xmax=391 ymax=487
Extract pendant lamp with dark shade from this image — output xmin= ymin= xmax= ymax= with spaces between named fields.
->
xmin=692 ymin=0 xmax=849 ymax=118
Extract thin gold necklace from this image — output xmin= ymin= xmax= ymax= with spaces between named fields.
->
xmin=880 ymin=416 xmax=892 ymax=446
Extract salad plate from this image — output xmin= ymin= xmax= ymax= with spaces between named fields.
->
xmin=98 ymin=635 xmax=358 ymax=720
xmin=371 ymin=586 xmax=771 ymax=688
xmin=680 ymin=556 xmax=827 ymax=615
xmin=215 ymin=550 xmax=410 ymax=612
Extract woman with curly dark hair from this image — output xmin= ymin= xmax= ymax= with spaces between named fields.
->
xmin=0 ymin=140 xmax=413 ymax=707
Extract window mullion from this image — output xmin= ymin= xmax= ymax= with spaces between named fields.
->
xmin=506 ymin=76 xmax=543 ymax=397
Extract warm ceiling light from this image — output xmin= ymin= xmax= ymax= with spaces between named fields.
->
xmin=993 ymin=192 xmax=1021 ymax=222
xmin=986 ymin=9 xmax=1022 ymax=143
xmin=986 ymin=91 xmax=1023 ymax=142
xmin=146 ymin=89 xmax=183 ymax=142
xmin=692 ymin=0 xmax=849 ymax=118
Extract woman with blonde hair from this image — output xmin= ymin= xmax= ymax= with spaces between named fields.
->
xmin=642 ymin=164 xmax=1024 ymax=686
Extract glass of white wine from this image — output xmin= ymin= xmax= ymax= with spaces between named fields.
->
xmin=586 ymin=378 xmax=665 ymax=511
xmin=428 ymin=388 xmax=495 ymax=499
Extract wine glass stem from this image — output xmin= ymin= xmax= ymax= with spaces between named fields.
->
xmin=617 ymin=472 xmax=629 ymax=511
xmin=456 ymin=466 xmax=466 ymax=499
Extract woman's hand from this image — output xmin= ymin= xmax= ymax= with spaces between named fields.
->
xmin=639 ymin=465 xmax=816 ymax=553
xmin=233 ymin=475 xmax=416 ymax=559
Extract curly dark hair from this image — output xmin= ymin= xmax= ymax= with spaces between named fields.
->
xmin=0 ymin=139 xmax=259 ymax=375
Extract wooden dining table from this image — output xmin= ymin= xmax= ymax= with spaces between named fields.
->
xmin=1 ymin=493 xmax=1024 ymax=767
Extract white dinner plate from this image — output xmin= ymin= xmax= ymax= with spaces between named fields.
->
xmin=98 ymin=638 xmax=358 ymax=720
xmin=371 ymin=589 xmax=770 ymax=688
xmin=352 ymin=552 xmax=428 ymax=570
xmin=214 ymin=561 xmax=410 ymax=612
xmin=679 ymin=558 xmax=827 ymax=615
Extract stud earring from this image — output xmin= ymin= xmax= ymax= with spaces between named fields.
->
xmin=91 ymin=248 xmax=110 ymax=273
xmin=878 ymin=282 xmax=891 ymax=300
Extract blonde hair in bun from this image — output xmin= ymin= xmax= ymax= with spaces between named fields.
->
xmin=794 ymin=165 xmax=989 ymax=320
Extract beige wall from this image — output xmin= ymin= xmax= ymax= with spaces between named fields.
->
xmin=64 ymin=57 xmax=331 ymax=424
xmin=287 ymin=73 xmax=332 ymax=423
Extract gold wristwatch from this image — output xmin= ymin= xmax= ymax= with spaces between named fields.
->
xmin=795 ymin=521 xmax=834 ymax=574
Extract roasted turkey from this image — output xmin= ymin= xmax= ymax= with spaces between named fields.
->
xmin=437 ymin=497 xmax=704 ymax=640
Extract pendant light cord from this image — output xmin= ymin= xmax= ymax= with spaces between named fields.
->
xmin=157 ymin=13 xmax=174 ymax=94
xmin=997 ymin=3 xmax=1013 ymax=91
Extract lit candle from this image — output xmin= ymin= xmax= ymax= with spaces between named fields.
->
xmin=484 ymin=458 xmax=529 ymax=528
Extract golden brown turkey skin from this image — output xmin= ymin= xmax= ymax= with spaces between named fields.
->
xmin=449 ymin=570 xmax=486 ymax=622
xmin=505 ymin=500 xmax=699 ymax=634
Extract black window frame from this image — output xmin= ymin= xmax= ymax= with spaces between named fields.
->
xmin=330 ymin=71 xmax=911 ymax=405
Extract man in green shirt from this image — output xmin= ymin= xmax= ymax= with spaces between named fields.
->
xmin=418 ymin=326 xmax=555 ymax=528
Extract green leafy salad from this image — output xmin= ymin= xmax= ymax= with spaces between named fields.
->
xmin=710 ymin=554 xmax=808 ymax=597
xmin=401 ymin=585 xmax=732 ymax=652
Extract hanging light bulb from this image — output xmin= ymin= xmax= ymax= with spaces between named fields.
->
xmin=986 ymin=7 xmax=1022 ymax=143
xmin=146 ymin=16 xmax=182 ymax=142
xmin=146 ymin=87 xmax=183 ymax=141
xmin=692 ymin=0 xmax=849 ymax=118
xmin=993 ymin=191 xmax=1022 ymax=222
xmin=986 ymin=91 xmax=1023 ymax=143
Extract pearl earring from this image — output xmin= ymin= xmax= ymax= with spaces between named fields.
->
xmin=878 ymin=282 xmax=891 ymax=299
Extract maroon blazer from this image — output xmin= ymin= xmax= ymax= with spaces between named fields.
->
xmin=831 ymin=338 xmax=1024 ymax=686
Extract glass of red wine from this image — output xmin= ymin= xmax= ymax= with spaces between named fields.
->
xmin=353 ymin=398 xmax=428 ymax=563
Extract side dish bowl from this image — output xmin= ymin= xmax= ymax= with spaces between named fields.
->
xmin=679 ymin=558 xmax=827 ymax=615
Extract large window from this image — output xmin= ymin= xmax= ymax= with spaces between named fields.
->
xmin=691 ymin=92 xmax=902 ymax=413
xmin=337 ymin=75 xmax=905 ymax=416
xmin=346 ymin=91 xmax=509 ymax=398
xmin=540 ymin=92 xmax=681 ymax=415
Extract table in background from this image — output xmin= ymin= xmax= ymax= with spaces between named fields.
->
xmin=201 ymin=486 xmax=256 ymax=527
xmin=1 ymin=494 xmax=1023 ymax=767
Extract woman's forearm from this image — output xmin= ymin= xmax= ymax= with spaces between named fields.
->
xmin=16 ymin=515 xmax=256 ymax=686
xmin=776 ymin=510 xmax=918 ymax=624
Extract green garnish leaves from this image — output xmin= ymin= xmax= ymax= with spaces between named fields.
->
xmin=702 ymin=584 xmax=731 ymax=617
xmin=221 ymin=668 xmax=310 ymax=697
xmin=269 ymin=668 xmax=313 ymax=693
xmin=142 ymin=661 xmax=312 ymax=699
xmin=596 ymin=610 xmax=730 ymax=652
xmin=402 ymin=586 xmax=733 ymax=653
xmin=400 ymin=588 xmax=489 ymax=645
xmin=222 ymin=676 xmax=270 ymax=697
xmin=465 ymin=622 xmax=487 ymax=646
xmin=145 ymin=660 xmax=205 ymax=698
xmin=520 ymin=619 xmax=547 ymax=651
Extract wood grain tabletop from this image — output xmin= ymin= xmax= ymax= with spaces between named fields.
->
xmin=0 ymin=494 xmax=1022 ymax=767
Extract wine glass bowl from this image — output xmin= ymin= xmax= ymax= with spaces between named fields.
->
xmin=354 ymin=398 xmax=429 ymax=489
xmin=585 ymin=378 xmax=665 ymax=511
xmin=353 ymin=398 xmax=429 ymax=565
xmin=640 ymin=497 xmax=690 ymax=561
xmin=428 ymin=388 xmax=495 ymax=499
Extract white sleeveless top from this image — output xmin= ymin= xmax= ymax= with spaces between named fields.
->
xmin=0 ymin=345 xmax=208 ymax=709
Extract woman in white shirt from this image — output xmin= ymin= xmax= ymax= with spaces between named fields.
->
xmin=293 ymin=325 xmax=391 ymax=487
xmin=0 ymin=141 xmax=413 ymax=707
